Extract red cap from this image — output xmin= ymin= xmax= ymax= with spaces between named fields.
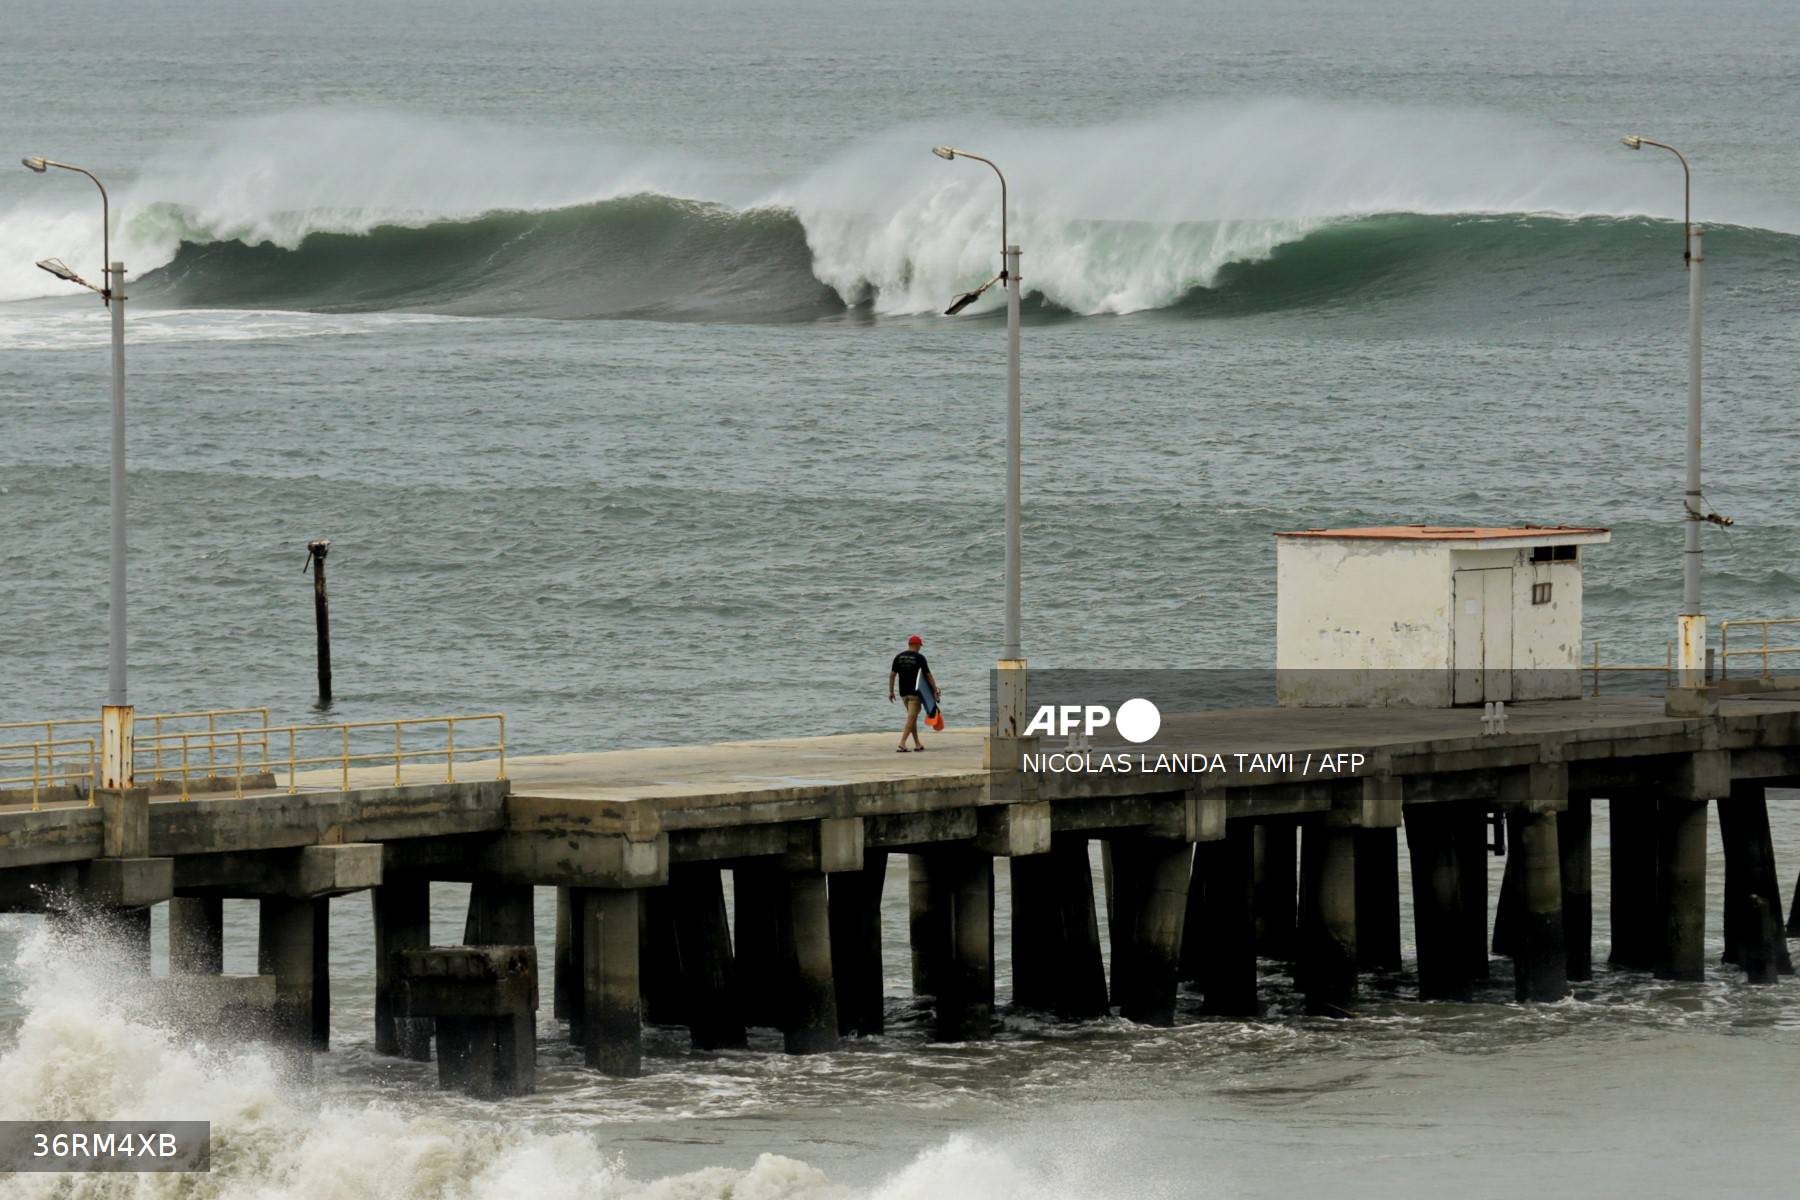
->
xmin=908 ymin=635 xmax=923 ymax=646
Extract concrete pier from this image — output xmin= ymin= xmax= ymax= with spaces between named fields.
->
xmin=6 ymin=694 xmax=1800 ymax=1075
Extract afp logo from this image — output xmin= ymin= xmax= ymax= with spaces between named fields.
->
xmin=1023 ymin=697 xmax=1162 ymax=743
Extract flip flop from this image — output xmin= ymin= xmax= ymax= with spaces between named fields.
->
xmin=896 ymin=746 xmax=911 ymax=753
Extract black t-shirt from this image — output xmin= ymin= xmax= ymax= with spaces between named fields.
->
xmin=891 ymin=650 xmax=930 ymax=697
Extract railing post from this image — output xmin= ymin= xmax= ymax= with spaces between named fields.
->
xmin=342 ymin=726 xmax=350 ymax=791
xmin=31 ymin=743 xmax=41 ymax=812
xmin=153 ymin=714 xmax=163 ymax=781
xmin=498 ymin=715 xmax=506 ymax=781
xmin=446 ymin=719 xmax=456 ymax=784
xmin=395 ymin=725 xmax=403 ymax=787
xmin=261 ymin=707 xmax=271 ymax=772
xmin=1592 ymin=642 xmax=1601 ymax=696
xmin=1762 ymin=622 xmax=1773 ymax=679
xmin=180 ymin=734 xmax=191 ymax=803
xmin=234 ymin=730 xmax=245 ymax=799
xmin=289 ymin=728 xmax=298 ymax=794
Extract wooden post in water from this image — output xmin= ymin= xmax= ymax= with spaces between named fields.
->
xmin=304 ymin=539 xmax=333 ymax=707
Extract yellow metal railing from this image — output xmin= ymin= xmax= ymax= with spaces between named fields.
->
xmin=1580 ymin=640 xmax=1676 ymax=697
xmin=147 ymin=713 xmax=506 ymax=800
xmin=0 ymin=707 xmax=271 ymax=789
xmin=0 ymin=737 xmax=98 ymax=811
xmin=1720 ymin=618 xmax=1800 ymax=680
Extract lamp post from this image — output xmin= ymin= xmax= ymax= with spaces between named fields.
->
xmin=22 ymin=155 xmax=133 ymax=784
xmin=933 ymin=145 xmax=1027 ymax=737
xmin=1620 ymin=136 xmax=1707 ymax=685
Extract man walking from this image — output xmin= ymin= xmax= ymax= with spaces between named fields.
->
xmin=888 ymin=634 xmax=939 ymax=752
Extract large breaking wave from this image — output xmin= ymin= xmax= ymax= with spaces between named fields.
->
xmin=4 ymin=104 xmax=1797 ymax=321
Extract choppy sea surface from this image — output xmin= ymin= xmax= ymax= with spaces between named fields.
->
xmin=3 ymin=0 xmax=1799 ymax=1195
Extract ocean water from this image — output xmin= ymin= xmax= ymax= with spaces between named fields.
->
xmin=3 ymin=0 xmax=1800 ymax=1195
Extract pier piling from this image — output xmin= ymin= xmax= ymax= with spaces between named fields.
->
xmin=1010 ymin=836 xmax=1108 ymax=1019
xmin=1108 ymin=834 xmax=1193 ymax=1026
xmin=670 ymin=864 xmax=748 ymax=1049
xmin=1355 ymin=826 xmax=1402 ymax=972
xmin=1559 ymin=798 xmax=1593 ymax=982
xmin=828 ymin=851 xmax=887 ymax=1037
xmin=1514 ymin=811 xmax=1569 ymax=1002
xmin=1299 ymin=823 xmax=1357 ymax=1016
xmin=1609 ymin=797 xmax=1661 ymax=969
xmin=258 ymin=896 xmax=317 ymax=1059
xmin=394 ymin=946 xmax=537 ymax=1098
xmin=777 ymin=870 xmax=839 ymax=1052
xmin=578 ymin=887 xmax=642 ymax=1076
xmin=1253 ymin=818 xmax=1298 ymax=961
xmin=1196 ymin=822 xmax=1259 ymax=1016
xmin=733 ymin=864 xmax=783 ymax=1029
xmin=168 ymin=896 xmax=223 ymax=974
xmin=373 ymin=878 xmax=433 ymax=1059
xmin=1655 ymin=798 xmax=1708 ymax=982
xmin=1718 ymin=782 xmax=1791 ymax=978
xmin=1405 ymin=804 xmax=1471 ymax=1001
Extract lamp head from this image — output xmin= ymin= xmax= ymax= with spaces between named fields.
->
xmin=21 ymin=156 xmax=48 ymax=172
xmin=35 ymin=257 xmax=81 ymax=283
xmin=1621 ymin=136 xmax=1643 ymax=150
xmin=932 ymin=146 xmax=956 ymax=160
xmin=944 ymin=290 xmax=981 ymax=315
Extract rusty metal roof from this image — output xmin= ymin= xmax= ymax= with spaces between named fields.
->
xmin=1275 ymin=524 xmax=1611 ymax=540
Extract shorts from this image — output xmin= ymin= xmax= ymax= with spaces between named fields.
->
xmin=902 ymin=696 xmax=922 ymax=717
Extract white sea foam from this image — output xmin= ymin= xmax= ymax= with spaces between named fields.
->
xmin=0 ymin=918 xmax=1107 ymax=1200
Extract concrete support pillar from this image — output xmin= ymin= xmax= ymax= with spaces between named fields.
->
xmin=1196 ymin=822 xmax=1259 ymax=1017
xmin=1609 ymin=797 xmax=1661 ymax=969
xmin=373 ymin=877 xmax=433 ymax=1059
xmin=554 ymin=885 xmax=579 ymax=1033
xmin=1455 ymin=809 xmax=1491 ymax=981
xmin=1514 ymin=810 xmax=1569 ymax=1002
xmin=394 ymin=947 xmax=537 ymax=1098
xmin=1718 ymin=781 xmax=1790 ymax=982
xmin=639 ymin=885 xmax=685 ymax=1027
xmin=464 ymin=880 xmax=534 ymax=946
xmin=1492 ymin=811 xmax=1523 ymax=959
xmin=1010 ymin=835 xmax=1108 ymax=1020
xmin=1654 ymin=798 xmax=1708 ymax=982
xmin=1107 ymin=834 xmax=1193 ymax=1026
xmin=670 ymin=863 xmax=749 ymax=1048
xmin=1405 ymin=804 xmax=1471 ymax=1001
xmin=577 ymin=887 xmax=642 ymax=1076
xmin=1253 ymin=818 xmax=1299 ymax=961
xmin=732 ymin=864 xmax=783 ymax=1029
xmin=907 ymin=852 xmax=949 ymax=1002
xmin=1355 ymin=826 xmax=1402 ymax=972
xmin=311 ymin=898 xmax=331 ymax=1050
xmin=257 ymin=895 xmax=316 ymax=1057
xmin=777 ymin=871 xmax=839 ymax=1053
xmin=828 ymin=851 xmax=887 ymax=1037
xmin=1299 ymin=823 xmax=1357 ymax=1016
xmin=1559 ymin=797 xmax=1593 ymax=983
xmin=168 ymin=897 xmax=223 ymax=974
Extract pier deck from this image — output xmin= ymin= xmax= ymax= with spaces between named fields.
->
xmin=4 ymin=693 xmax=1800 ymax=1089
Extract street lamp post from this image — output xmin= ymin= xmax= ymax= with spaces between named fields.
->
xmin=933 ymin=145 xmax=1028 ymax=738
xmin=22 ymin=155 xmax=133 ymax=784
xmin=1620 ymin=136 xmax=1708 ymax=686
